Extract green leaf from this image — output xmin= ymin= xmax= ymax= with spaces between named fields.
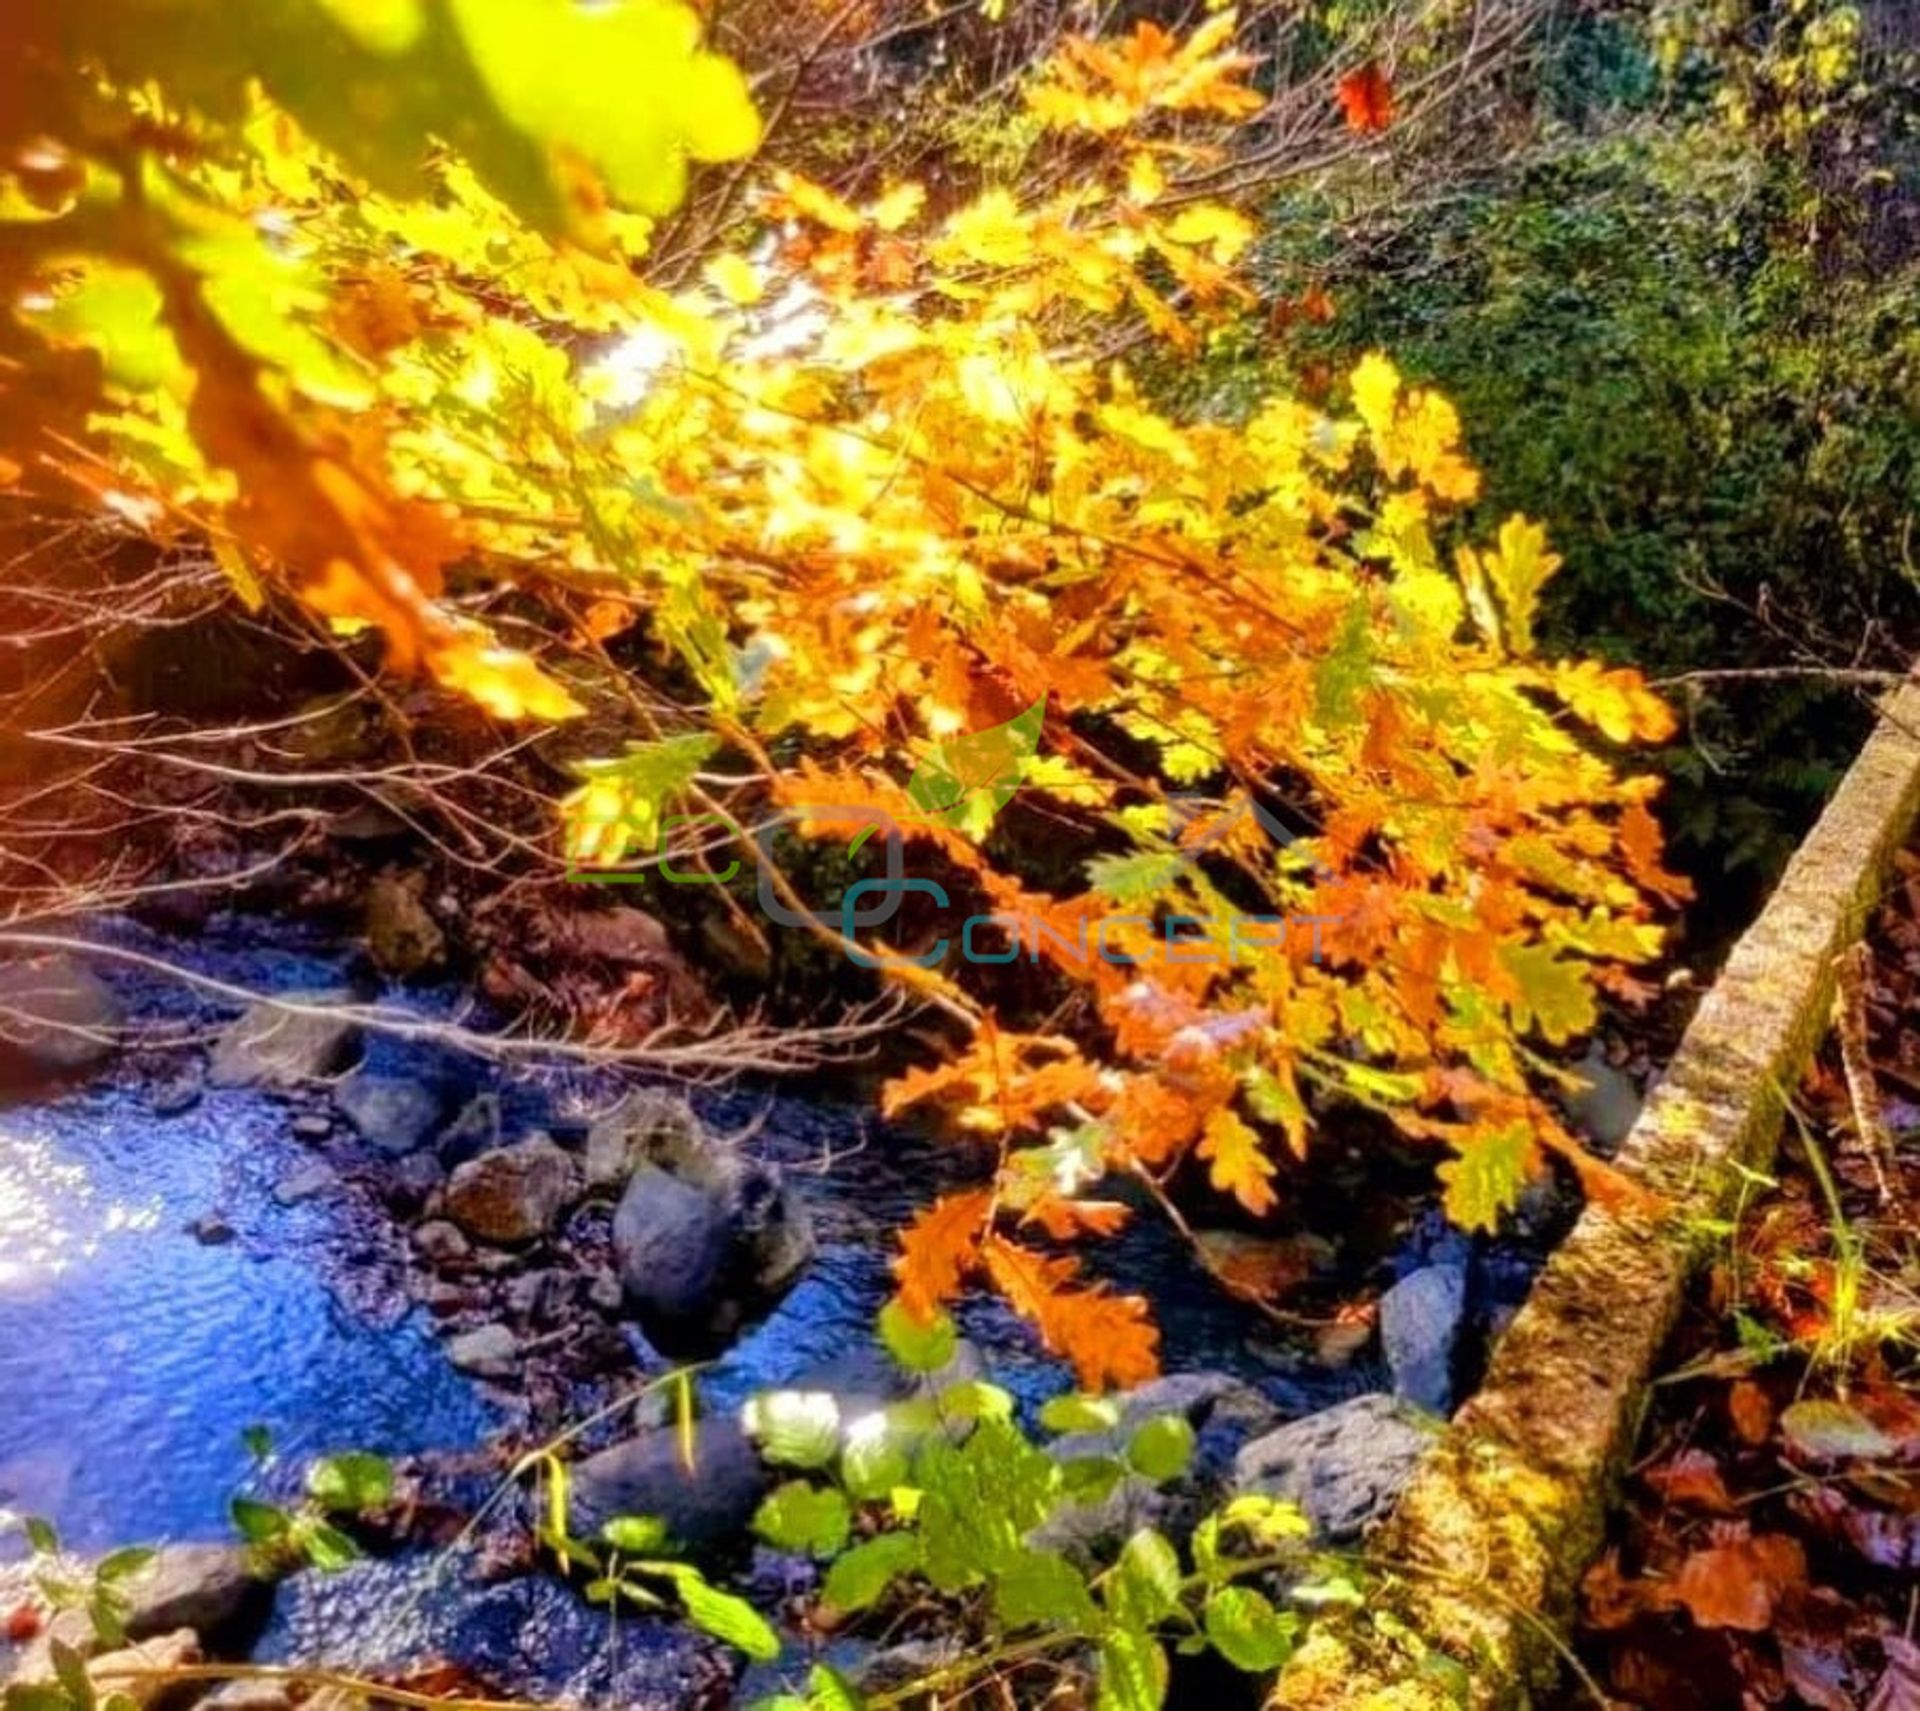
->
xmin=877 ymin=1300 xmax=958 ymax=1374
xmin=1040 ymin=1394 xmax=1122 ymax=1436
xmin=51 ymin=1642 xmax=94 ymax=1711
xmin=240 ymin=1427 xmax=274 ymax=1465
xmin=1057 ymin=1455 xmax=1127 ymax=1504
xmin=229 ymin=1497 xmax=291 ymax=1546
xmin=1107 ymin=1529 xmax=1182 ymax=1629
xmin=915 ymin=1420 xmax=1059 ymax=1591
xmin=85 ymin=1592 xmax=125 ymax=1650
xmin=752 ymin=1482 xmax=851 ymax=1559
xmin=803 ymin=1665 xmax=864 ymax=1711
xmin=295 ymin=1518 xmax=360 ymax=1572
xmin=93 ymin=1548 xmax=155 ymax=1585
xmin=1097 ymin=1626 xmax=1168 ymax=1711
xmin=840 ymin=1416 xmax=912 ymax=1502
xmin=905 ymin=694 xmax=1047 ymax=836
xmin=23 ymin=1518 xmax=59 ymax=1557
xmin=4 ymin=1685 xmax=72 ymax=1711
xmin=935 ymin=1380 xmax=1014 ymax=1424
xmin=742 ymin=1391 xmax=842 ymax=1470
xmin=648 ymin=1563 xmax=781 ymax=1662
xmin=820 ymin=1532 xmax=921 ymax=1615
xmin=1125 ymin=1416 xmax=1195 ymax=1484
xmin=1496 ymin=944 xmax=1598 ymax=1046
xmin=601 ymin=1515 xmax=673 ymax=1555
xmin=1203 ymin=1586 xmax=1297 ymax=1672
xmin=568 ymin=733 xmax=721 ymax=868
xmin=994 ymin=1547 xmax=1099 ymax=1631
xmin=1437 ymin=1121 xmax=1534 ymax=1233
xmin=305 ymin=1452 xmax=394 ymax=1513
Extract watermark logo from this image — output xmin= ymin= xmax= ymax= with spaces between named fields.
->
xmin=568 ymin=698 xmax=1344 ymax=968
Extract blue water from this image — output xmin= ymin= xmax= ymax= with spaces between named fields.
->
xmin=0 ymin=916 xmax=1319 ymax=1559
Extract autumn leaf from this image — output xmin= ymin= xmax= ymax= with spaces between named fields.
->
xmin=1335 ymin=62 xmax=1394 ymax=133
xmin=1437 ymin=1120 xmax=1535 ymax=1232
xmin=981 ymin=1235 xmax=1159 ymax=1391
xmin=1666 ymin=1532 xmax=1806 ymax=1631
xmin=1619 ymin=800 xmax=1694 ymax=903
xmin=1550 ymin=660 xmax=1680 ymax=745
xmin=1198 ymin=1106 xmax=1278 ymax=1216
xmin=893 ymin=1189 xmax=992 ymax=1320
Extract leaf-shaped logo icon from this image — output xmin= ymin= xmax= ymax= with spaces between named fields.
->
xmin=904 ymin=694 xmax=1047 ymax=837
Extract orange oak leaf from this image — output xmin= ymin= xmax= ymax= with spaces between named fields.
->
xmin=892 ymin=1189 xmax=992 ymax=1321
xmin=981 ymin=1235 xmax=1159 ymax=1391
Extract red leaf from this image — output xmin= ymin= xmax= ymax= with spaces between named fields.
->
xmin=5 ymin=1604 xmax=42 ymax=1643
xmin=1335 ymin=63 xmax=1394 ymax=133
xmin=1667 ymin=1532 xmax=1806 ymax=1631
xmin=1643 ymin=1448 xmax=1736 ymax=1514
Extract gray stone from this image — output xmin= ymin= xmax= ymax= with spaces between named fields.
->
xmin=381 ymin=1150 xmax=443 ymax=1215
xmin=436 ymin=1093 xmax=504 ymax=1170
xmin=199 ymin=1679 xmax=297 ymax=1711
xmin=187 ymin=1214 xmax=235 ymax=1246
xmin=1567 ymin=1044 xmax=1643 ymax=1152
xmin=1029 ymin=1472 xmax=1182 ymax=1568
xmin=604 ymin=1101 xmax=813 ymax=1358
xmin=1378 ymin=1265 xmax=1467 ymax=1416
xmin=334 ymin=1072 xmax=445 ymax=1156
xmin=584 ymin=1089 xmax=705 ymax=1194
xmin=1049 ymin=1371 xmax=1277 ymax=1462
xmin=289 ymin=1113 xmax=333 ymax=1142
xmin=209 ymin=997 xmax=359 ymax=1090
xmin=0 ymin=955 xmax=120 ymax=1079
xmin=568 ymin=1416 xmax=774 ymax=1559
xmin=364 ymin=870 xmax=446 ymax=979
xmin=412 ymin=1219 xmax=470 ymax=1266
xmin=272 ymin=1160 xmax=338 ymax=1206
xmin=445 ymin=1323 xmax=521 ymax=1380
xmin=122 ymin=1544 xmax=265 ymax=1645
xmin=443 ymin=1136 xmax=578 ymax=1246
xmin=1231 ymin=1393 xmax=1436 ymax=1543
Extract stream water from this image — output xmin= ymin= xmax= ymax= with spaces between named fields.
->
xmin=0 ymin=916 xmax=1379 ymax=1700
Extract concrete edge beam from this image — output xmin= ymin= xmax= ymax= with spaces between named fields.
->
xmin=1271 ymin=680 xmax=1920 ymax=1710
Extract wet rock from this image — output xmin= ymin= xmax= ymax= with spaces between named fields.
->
xmin=0 ymin=954 xmax=121 ymax=1081
xmin=504 ymin=1270 xmax=567 ymax=1326
xmin=436 ymin=1094 xmax=504 ymax=1170
xmin=604 ymin=1101 xmax=814 ymax=1357
xmin=209 ymin=997 xmax=359 ymax=1090
xmin=334 ymin=1071 xmax=445 ymax=1157
xmin=1049 ymin=1371 xmax=1277 ymax=1462
xmin=381 ymin=1151 xmax=444 ymax=1217
xmin=149 ymin=1063 xmax=205 ymax=1117
xmin=443 ymin=1137 xmax=579 ymax=1246
xmin=365 ymin=870 xmax=446 ymax=979
xmin=1568 ymin=1043 xmax=1642 ymax=1152
xmin=568 ymin=1416 xmax=773 ymax=1558
xmin=446 ymin=1324 xmax=521 ymax=1380
xmin=412 ymin=1220 xmax=471 ymax=1267
xmin=187 ymin=1213 xmax=235 ymax=1246
xmin=200 ymin=1679 xmax=297 ymax=1711
xmin=80 ymin=1628 xmax=201 ymax=1711
xmin=122 ymin=1544 xmax=267 ymax=1647
xmin=425 ymin=1281 xmax=478 ymax=1318
xmin=584 ymin=1272 xmax=624 ymax=1314
xmin=273 ymin=1159 xmax=339 ymax=1206
xmin=584 ymin=1089 xmax=705 ymax=1194
xmin=1232 ymin=1393 xmax=1436 ymax=1542
xmin=289 ymin=1113 xmax=333 ymax=1142
xmin=1030 ymin=1472 xmax=1182 ymax=1567
xmin=1378 ymin=1265 xmax=1466 ymax=1416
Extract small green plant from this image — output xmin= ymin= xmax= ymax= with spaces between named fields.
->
xmin=589 ymin=1305 xmax=1352 ymax=1709
xmin=227 ymin=1431 xmax=394 ymax=1574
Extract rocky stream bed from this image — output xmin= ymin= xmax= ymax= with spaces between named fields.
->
xmin=0 ymin=915 xmax=1604 ymax=1708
